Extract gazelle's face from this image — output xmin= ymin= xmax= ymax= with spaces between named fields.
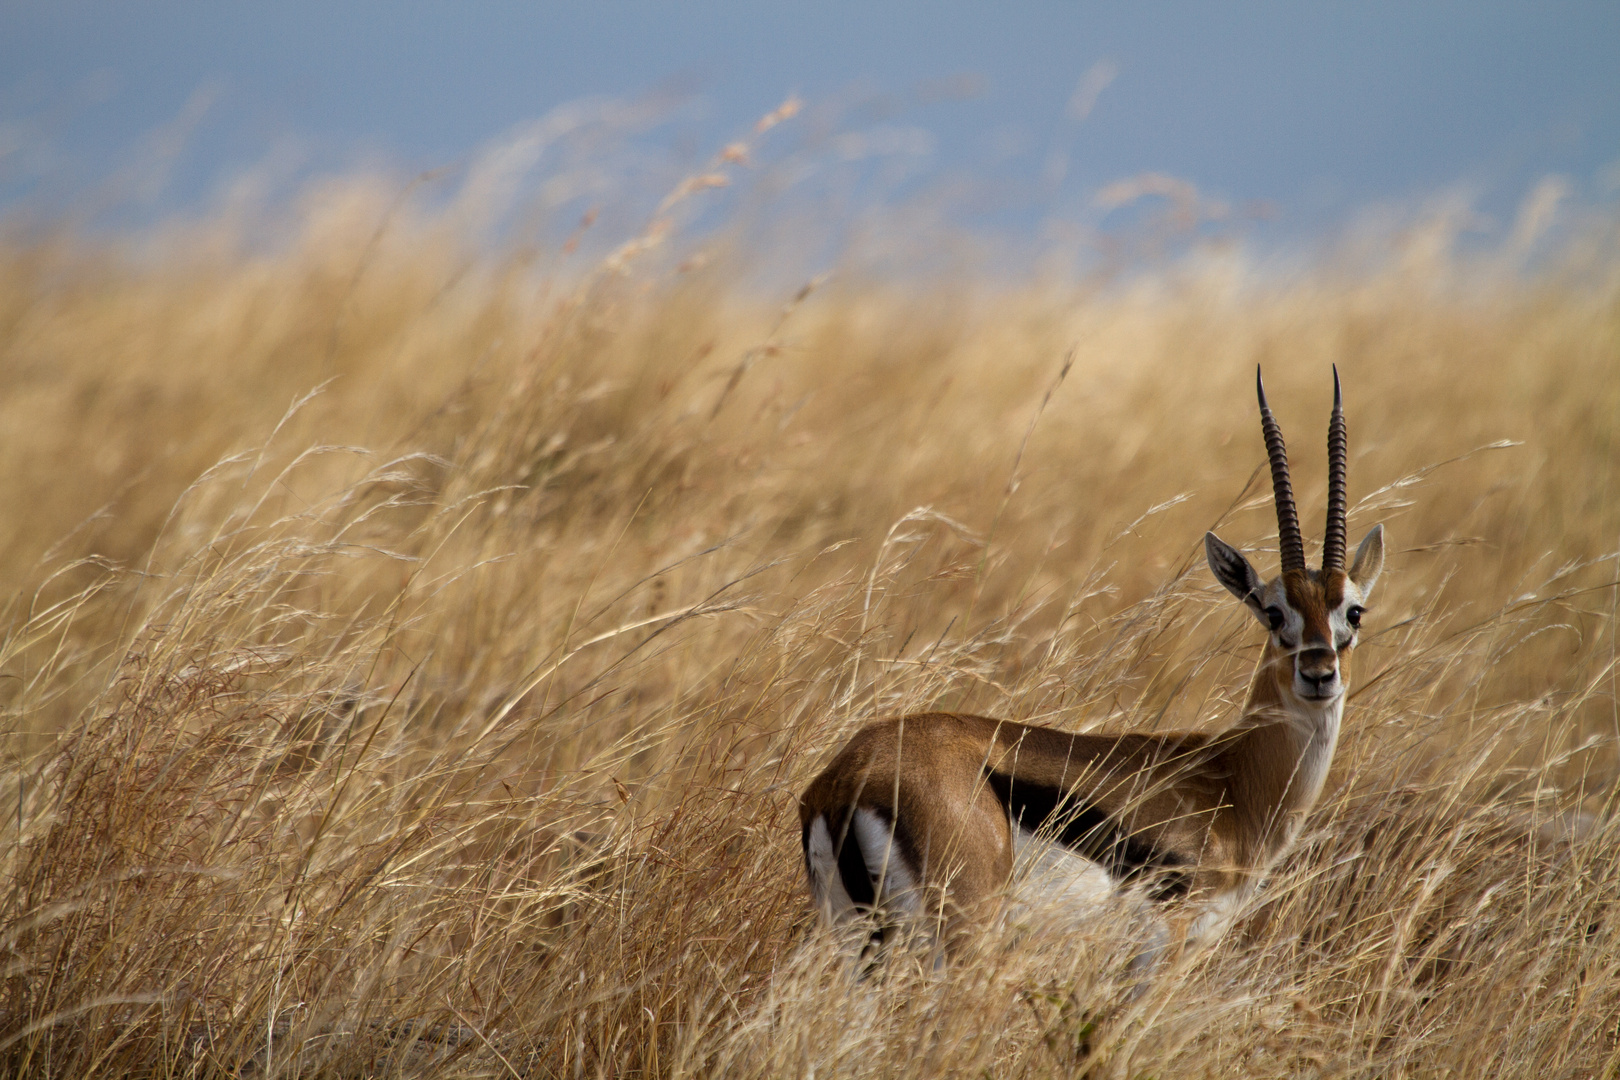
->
xmin=1253 ymin=568 xmax=1369 ymax=703
xmin=1206 ymin=525 xmax=1385 ymax=708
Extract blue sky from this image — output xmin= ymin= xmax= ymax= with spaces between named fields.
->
xmin=2 ymin=1 xmax=1616 ymax=245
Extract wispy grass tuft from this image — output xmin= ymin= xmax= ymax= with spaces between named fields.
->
xmin=0 ymin=143 xmax=1616 ymax=1077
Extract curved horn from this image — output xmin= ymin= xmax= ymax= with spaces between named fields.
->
xmin=1257 ymin=367 xmax=1306 ymax=573
xmin=1322 ymin=365 xmax=1348 ymax=573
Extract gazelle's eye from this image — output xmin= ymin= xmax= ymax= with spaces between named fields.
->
xmin=1264 ymin=606 xmax=1286 ymax=632
xmin=1346 ymin=605 xmax=1364 ymax=629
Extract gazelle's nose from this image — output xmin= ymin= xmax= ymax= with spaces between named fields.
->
xmin=1296 ymin=648 xmax=1338 ymax=696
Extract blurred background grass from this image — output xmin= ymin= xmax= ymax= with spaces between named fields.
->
xmin=0 ymin=132 xmax=1617 ymax=1076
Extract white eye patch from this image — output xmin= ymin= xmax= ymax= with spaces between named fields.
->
xmin=1327 ymin=580 xmax=1370 ymax=648
xmin=1259 ymin=580 xmax=1304 ymax=646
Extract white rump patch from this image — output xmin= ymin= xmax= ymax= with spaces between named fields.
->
xmin=805 ymin=810 xmax=922 ymax=923
xmin=851 ymin=809 xmax=921 ymax=915
xmin=805 ymin=815 xmax=851 ymax=921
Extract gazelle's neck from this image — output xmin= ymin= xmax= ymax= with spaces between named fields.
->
xmin=1222 ymin=640 xmax=1344 ymax=862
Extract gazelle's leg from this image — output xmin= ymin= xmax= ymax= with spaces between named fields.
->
xmin=921 ymin=781 xmax=1017 ymax=957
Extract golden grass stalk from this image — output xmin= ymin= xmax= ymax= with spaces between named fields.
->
xmin=0 ymin=168 xmax=1615 ymax=1076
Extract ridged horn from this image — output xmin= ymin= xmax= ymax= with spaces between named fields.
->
xmin=1257 ymin=367 xmax=1306 ymax=573
xmin=1322 ymin=365 xmax=1348 ymax=573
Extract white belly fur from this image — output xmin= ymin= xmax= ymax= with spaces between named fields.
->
xmin=1007 ymin=827 xmax=1118 ymax=919
xmin=813 ymin=820 xmax=1126 ymax=922
xmin=810 ymin=817 xmax=1242 ymax=982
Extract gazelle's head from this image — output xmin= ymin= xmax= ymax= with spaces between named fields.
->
xmin=1205 ymin=368 xmax=1384 ymax=710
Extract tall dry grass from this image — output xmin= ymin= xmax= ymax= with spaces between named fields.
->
xmin=0 ymin=159 xmax=1617 ymax=1078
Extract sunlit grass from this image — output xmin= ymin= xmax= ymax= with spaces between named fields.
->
xmin=0 ymin=160 xmax=1616 ymax=1077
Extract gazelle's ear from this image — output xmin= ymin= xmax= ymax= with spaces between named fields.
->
xmin=1206 ymin=532 xmax=1266 ymax=621
xmin=1349 ymin=524 xmax=1385 ymax=595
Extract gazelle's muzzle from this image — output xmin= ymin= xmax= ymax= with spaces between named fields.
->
xmin=1293 ymin=647 xmax=1340 ymax=700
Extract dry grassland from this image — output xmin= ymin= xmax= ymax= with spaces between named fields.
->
xmin=0 ymin=173 xmax=1617 ymax=1077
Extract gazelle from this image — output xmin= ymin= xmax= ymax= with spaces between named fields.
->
xmin=799 ymin=368 xmax=1385 ymax=957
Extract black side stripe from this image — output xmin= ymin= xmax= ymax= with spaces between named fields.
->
xmin=985 ymin=771 xmax=1191 ymax=901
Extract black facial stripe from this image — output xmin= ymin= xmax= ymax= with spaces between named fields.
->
xmin=985 ymin=771 xmax=1190 ymax=901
